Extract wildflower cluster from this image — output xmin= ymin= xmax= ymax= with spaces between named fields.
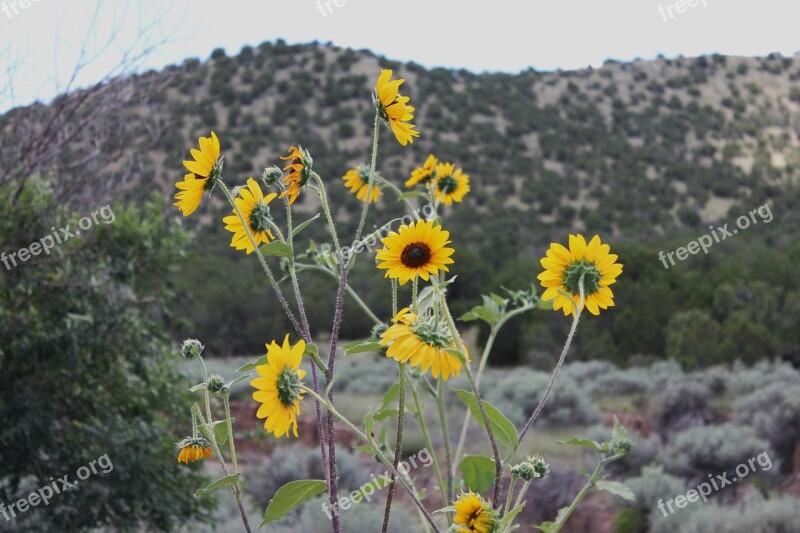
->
xmin=170 ymin=68 xmax=624 ymax=533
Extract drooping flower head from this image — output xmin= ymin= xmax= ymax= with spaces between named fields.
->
xmin=174 ymin=131 xmax=222 ymax=216
xmin=453 ymin=492 xmax=498 ymax=533
xmin=380 ymin=308 xmax=468 ymax=381
xmin=176 ymin=436 xmax=213 ymax=464
xmin=342 ymin=166 xmax=382 ymax=204
xmin=222 ymin=177 xmax=277 ymax=254
xmin=375 ymin=69 xmax=419 ymax=146
xmin=376 ymin=220 xmax=454 ymax=285
xmin=279 ymin=146 xmax=313 ymax=205
xmin=405 ymin=154 xmax=438 ymax=188
xmin=537 ymin=234 xmax=623 ymax=316
xmin=251 ymin=334 xmax=307 ymax=438
xmin=434 ymin=162 xmax=470 ymax=205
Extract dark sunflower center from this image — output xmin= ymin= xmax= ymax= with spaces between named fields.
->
xmin=249 ymin=201 xmax=271 ymax=233
xmin=401 ymin=242 xmax=432 ymax=268
xmin=563 ymin=260 xmax=601 ymax=296
xmin=276 ymin=366 xmax=300 ymax=406
xmin=438 ymin=175 xmax=458 ymax=194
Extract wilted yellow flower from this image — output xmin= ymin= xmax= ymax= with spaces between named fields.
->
xmin=453 ymin=492 xmax=498 ymax=533
xmin=405 ymin=154 xmax=438 ymax=188
xmin=176 ymin=437 xmax=213 ymax=464
xmin=279 ymin=146 xmax=313 ymax=205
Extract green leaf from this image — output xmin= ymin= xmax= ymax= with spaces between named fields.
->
xmin=292 ymin=213 xmax=320 ymax=237
xmin=489 ymin=293 xmax=508 ymax=307
xmin=596 ymin=481 xmax=635 ymax=502
xmin=537 ymin=507 xmax=570 ymax=532
xmin=364 ymin=409 xmax=375 ymax=437
xmin=237 ymin=355 xmax=267 ymax=372
xmin=188 ymin=383 xmax=206 ymax=392
xmin=397 ymin=191 xmax=424 ymax=201
xmin=561 ymin=437 xmax=603 ymax=451
xmin=611 ymin=415 xmax=629 ymax=444
xmin=194 ymin=473 xmax=241 ymax=497
xmin=381 ymin=383 xmax=402 ymax=410
xmin=304 ymin=342 xmax=319 ymax=358
xmin=373 ymin=408 xmax=399 ymax=421
xmin=260 ymin=480 xmax=327 ymax=526
xmin=345 ymin=339 xmax=383 ymax=356
xmin=454 ymin=389 xmax=518 ymax=452
xmin=433 ymin=505 xmax=456 ymax=514
xmin=227 ymin=374 xmax=250 ymax=390
xmin=261 ymin=241 xmax=293 ymax=259
xmin=212 ymin=419 xmax=235 ymax=445
xmin=458 ymin=455 xmax=496 ymax=493
xmin=501 ymin=504 xmax=525 ymax=527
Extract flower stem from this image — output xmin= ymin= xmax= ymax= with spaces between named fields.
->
xmin=453 ymin=304 xmax=536 ymax=472
xmin=217 ymin=180 xmax=303 ymax=338
xmin=409 ymin=375 xmax=448 ymax=507
xmin=192 ymin=403 xmax=252 ymax=533
xmin=435 ymin=379 xmax=454 ymax=502
xmin=302 ymin=386 xmax=441 ymax=532
xmin=382 ymin=362 xmax=407 ymax=533
xmin=437 ymin=289 xmax=503 ymax=507
xmin=549 ymin=454 xmax=610 ymax=533
xmin=503 ymin=477 xmax=517 ymax=516
xmin=517 ymin=278 xmax=585 ymax=444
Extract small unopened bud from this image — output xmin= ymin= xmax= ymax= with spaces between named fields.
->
xmin=206 ymin=374 xmax=227 ymax=395
xmin=371 ymin=322 xmax=389 ymax=338
xmin=613 ymin=440 xmax=633 ymax=454
xmin=181 ymin=339 xmax=204 ymax=360
xmin=512 ymin=454 xmax=550 ymax=481
xmin=262 ymin=165 xmax=283 ymax=186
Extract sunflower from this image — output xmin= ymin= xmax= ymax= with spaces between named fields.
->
xmin=222 ymin=177 xmax=278 ymax=254
xmin=342 ymin=166 xmax=382 ymax=203
xmin=434 ymin=162 xmax=470 ymax=205
xmin=174 ymin=131 xmax=221 ymax=216
xmin=251 ymin=334 xmax=307 ymax=438
xmin=537 ymin=234 xmax=623 ymax=317
xmin=176 ymin=437 xmax=213 ymax=464
xmin=375 ymin=69 xmax=419 ymax=146
xmin=376 ymin=220 xmax=454 ymax=285
xmin=279 ymin=146 xmax=313 ymax=205
xmin=405 ymin=154 xmax=438 ymax=188
xmin=379 ymin=308 xmax=468 ymax=381
xmin=453 ymin=492 xmax=498 ymax=533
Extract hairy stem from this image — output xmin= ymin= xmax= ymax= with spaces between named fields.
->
xmin=517 ymin=278 xmax=585 ymax=443
xmin=381 ymin=362 xmax=406 ymax=532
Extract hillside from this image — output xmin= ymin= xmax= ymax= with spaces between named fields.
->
xmin=3 ymin=40 xmax=799 ymax=363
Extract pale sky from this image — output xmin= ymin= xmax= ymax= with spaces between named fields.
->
xmin=1 ymin=0 xmax=799 ymax=112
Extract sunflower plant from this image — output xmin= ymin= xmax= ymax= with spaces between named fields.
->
xmin=171 ymin=68 xmax=630 ymax=533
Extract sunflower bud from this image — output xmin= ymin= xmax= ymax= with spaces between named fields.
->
xmin=206 ymin=374 xmax=227 ymax=395
xmin=511 ymin=454 xmax=550 ymax=481
xmin=181 ymin=339 xmax=204 ymax=360
xmin=262 ymin=165 xmax=283 ymax=187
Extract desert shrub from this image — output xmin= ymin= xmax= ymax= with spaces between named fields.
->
xmin=286 ymin=495 xmax=420 ymax=532
xmin=562 ymin=360 xmax=616 ymax=384
xmin=728 ymin=359 xmax=800 ymax=394
xmin=733 ymin=379 xmax=800 ymax=474
xmin=648 ymin=374 xmax=716 ymax=435
xmin=659 ymin=424 xmax=774 ymax=482
xmin=585 ymin=367 xmax=654 ymax=398
xmin=616 ymin=465 xmax=686 ymax=533
xmin=333 ymin=355 xmax=399 ymax=395
xmin=247 ymin=445 xmax=373 ymax=503
xmin=663 ymin=493 xmax=800 ymax=533
xmin=483 ymin=368 xmax=601 ymax=427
